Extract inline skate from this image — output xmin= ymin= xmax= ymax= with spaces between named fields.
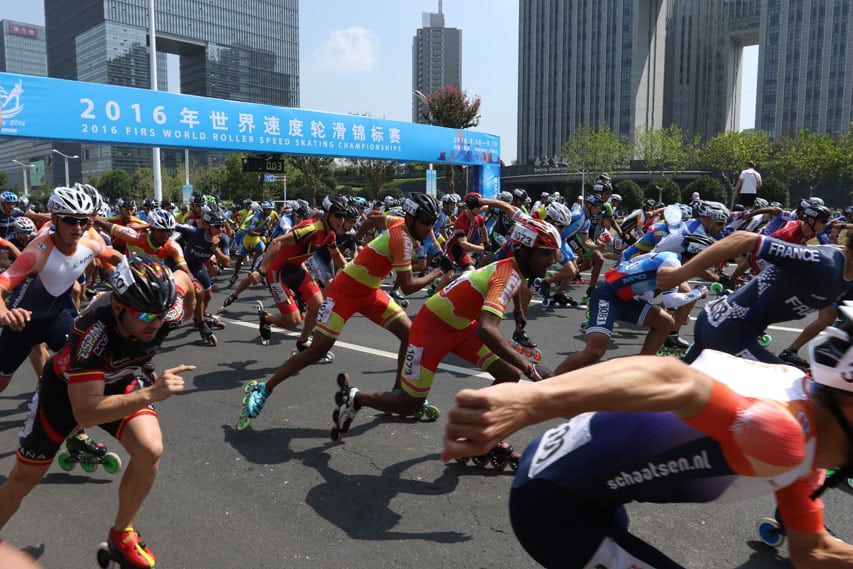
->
xmin=57 ymin=432 xmax=122 ymax=474
xmin=383 ymin=389 xmax=440 ymax=421
xmin=390 ymin=288 xmax=409 ymax=308
xmin=779 ymin=349 xmax=809 ymax=370
xmin=290 ymin=337 xmax=334 ymax=364
xmin=236 ymin=380 xmax=269 ymax=431
xmin=216 ymin=293 xmax=238 ymax=314
xmin=257 ymin=301 xmax=271 ymax=345
xmin=97 ymin=526 xmax=156 ymax=568
xmin=656 ymin=334 xmax=691 ymax=358
xmin=455 ymin=441 xmax=520 ymax=471
xmin=510 ymin=330 xmax=542 ymax=361
xmin=196 ymin=319 xmax=217 ymax=346
xmin=331 ymin=372 xmax=360 ymax=442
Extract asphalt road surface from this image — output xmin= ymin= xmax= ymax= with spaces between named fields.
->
xmin=1 ymin=274 xmax=851 ymax=568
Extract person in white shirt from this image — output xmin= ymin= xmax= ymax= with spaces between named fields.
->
xmin=732 ymin=160 xmax=762 ymax=208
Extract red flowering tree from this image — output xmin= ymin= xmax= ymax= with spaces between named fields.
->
xmin=418 ymin=85 xmax=481 ymax=193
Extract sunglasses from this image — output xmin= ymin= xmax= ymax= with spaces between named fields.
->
xmin=329 ymin=212 xmax=345 ymax=220
xmin=61 ymin=216 xmax=91 ymax=226
xmin=125 ymin=305 xmax=166 ymax=323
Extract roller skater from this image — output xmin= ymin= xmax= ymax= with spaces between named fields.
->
xmin=236 ymin=380 xmax=269 ymax=430
xmin=455 ymin=441 xmax=520 ymax=471
xmin=331 ymin=372 xmax=360 ymax=442
xmin=510 ymin=329 xmax=542 ymax=361
xmin=257 ymin=301 xmax=271 ymax=345
xmin=96 ymin=526 xmax=156 ymax=568
xmin=57 ymin=432 xmax=122 ymax=474
xmin=290 ymin=336 xmax=334 ymax=364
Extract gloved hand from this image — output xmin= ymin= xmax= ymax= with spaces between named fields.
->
xmin=524 ymin=363 xmax=553 ymax=382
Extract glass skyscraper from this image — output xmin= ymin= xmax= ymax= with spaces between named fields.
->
xmin=45 ymin=0 xmax=299 ymax=180
xmin=412 ymin=6 xmax=462 ymax=124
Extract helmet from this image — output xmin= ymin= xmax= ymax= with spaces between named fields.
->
xmin=441 ymin=193 xmax=458 ymax=204
xmin=12 ymin=216 xmax=35 ymax=234
xmin=75 ymin=183 xmax=103 ymax=213
xmin=463 ymin=192 xmax=482 ymax=209
xmin=802 ymin=204 xmax=831 ymax=221
xmin=610 ymin=193 xmax=622 ymax=203
xmin=752 ymin=197 xmax=769 ymax=209
xmin=809 ymin=303 xmax=853 ymax=393
xmin=680 ymin=233 xmax=716 ymax=256
xmin=600 ymin=172 xmax=611 ymax=181
xmin=511 ymin=188 xmax=528 ymax=201
xmin=147 ymin=208 xmax=176 ymax=231
xmin=260 ymin=200 xmax=274 ymax=210
xmin=402 ymin=193 xmax=440 ymax=224
xmin=732 ymin=204 xmax=745 ymax=212
xmin=1 ymin=191 xmax=18 ymax=204
xmin=585 ymin=193 xmax=604 ymax=208
xmin=509 ymin=218 xmax=561 ymax=250
xmin=322 ymin=195 xmax=348 ymax=214
xmin=545 ymin=201 xmax=572 ymax=227
xmin=697 ymin=201 xmax=730 ymax=223
xmin=643 ymin=198 xmax=657 ymax=209
xmin=344 ymin=205 xmax=359 ymax=220
xmin=497 ymin=190 xmax=513 ymax=203
xmin=845 ymin=206 xmax=853 ymax=215
xmin=48 ymin=186 xmax=94 ymax=215
xmin=203 ymin=208 xmax=227 ymax=225
xmin=98 ymin=202 xmax=112 ymax=218
xmin=387 ymin=206 xmax=404 ymax=217
xmin=110 ymin=253 xmax=176 ymax=314
xmin=247 ymin=201 xmax=261 ymax=215
xmin=293 ymin=199 xmax=311 ymax=218
xmin=678 ymin=203 xmax=693 ymax=221
xmin=142 ymin=198 xmax=156 ymax=209
xmin=354 ymin=196 xmax=368 ymax=207
xmin=242 ymin=198 xmax=253 ymax=207
xmin=116 ymin=196 xmax=136 ymax=210
xmin=810 ymin=197 xmax=825 ymax=206
xmin=204 ymin=194 xmax=218 ymax=208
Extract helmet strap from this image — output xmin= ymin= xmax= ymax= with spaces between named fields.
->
xmin=811 ymin=387 xmax=853 ymax=500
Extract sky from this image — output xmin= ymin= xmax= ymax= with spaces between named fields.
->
xmin=4 ymin=1 xmax=757 ymax=165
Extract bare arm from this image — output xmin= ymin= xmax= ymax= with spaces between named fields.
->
xmin=788 ymin=528 xmax=853 ymax=568
xmin=656 ymin=231 xmax=760 ymax=290
xmin=441 ymin=356 xmax=712 ymax=461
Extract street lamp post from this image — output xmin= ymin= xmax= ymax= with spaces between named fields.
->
xmin=52 ymin=149 xmax=80 ymax=187
xmin=11 ymin=159 xmax=30 ymax=193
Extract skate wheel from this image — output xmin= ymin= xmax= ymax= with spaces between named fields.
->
xmin=532 ymin=350 xmax=542 ymax=361
xmin=585 ymin=310 xmax=590 ymax=318
xmin=523 ymin=347 xmax=534 ymax=358
xmin=209 ymin=334 xmax=218 ymax=346
xmin=57 ymin=451 xmax=75 ymax=471
xmin=334 ymin=391 xmax=346 ymax=405
xmin=759 ymin=335 xmax=772 ymax=346
xmin=330 ymin=426 xmax=341 ymax=442
xmin=424 ymin=405 xmax=441 ymax=421
xmin=541 ymin=299 xmax=551 ymax=308
xmin=757 ymin=517 xmax=785 ymax=547
xmin=455 ymin=456 xmax=471 ymax=465
xmin=472 ymin=455 xmax=489 ymax=467
xmin=656 ymin=348 xmax=667 ymax=356
xmin=324 ymin=351 xmax=335 ymax=363
xmin=96 ymin=542 xmax=111 ymax=568
xmin=490 ymin=455 xmax=508 ymax=470
xmin=244 ymin=380 xmax=258 ymax=394
xmin=242 ymin=394 xmax=251 ymax=405
xmin=103 ymin=452 xmax=122 ymax=474
xmin=509 ymin=455 xmax=520 ymax=471
xmin=336 ymin=372 xmax=350 ymax=389
xmin=81 ymin=460 xmax=98 ymax=473
xmin=400 ymin=299 xmax=409 ymax=308
xmin=236 ymin=416 xmax=252 ymax=431
xmin=847 ymin=477 xmax=853 ymax=489
xmin=514 ymin=344 xmax=523 ymax=354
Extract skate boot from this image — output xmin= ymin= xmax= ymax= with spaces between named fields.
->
xmin=426 ymin=277 xmax=441 ymax=296
xmin=237 ymin=380 xmax=270 ymax=430
xmin=331 ymin=372 xmax=360 ymax=441
xmin=291 ymin=337 xmax=335 ymax=364
xmin=390 ymin=288 xmax=409 ymax=308
xmin=657 ymin=334 xmax=691 ymax=357
xmin=455 ymin=441 xmax=520 ymax=471
xmin=779 ymin=349 xmax=809 ymax=370
xmin=533 ymin=277 xmax=553 ymax=307
xmin=510 ymin=330 xmax=542 ymax=361
xmin=257 ymin=301 xmax=271 ymax=345
xmin=580 ymin=286 xmax=594 ymax=307
xmin=226 ymin=272 xmax=239 ymax=288
xmin=97 ymin=527 xmax=156 ymax=568
xmin=413 ymin=399 xmax=441 ymax=421
xmin=204 ymin=312 xmax=225 ymax=329
xmin=57 ymin=431 xmax=122 ymax=474
xmin=216 ymin=293 xmax=237 ymax=314
xmin=197 ymin=320 xmax=217 ymax=346
xmin=552 ymin=292 xmax=578 ymax=308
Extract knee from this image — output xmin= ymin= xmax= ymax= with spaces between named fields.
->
xmin=584 ymin=345 xmax=607 ymax=361
xmin=128 ymin=437 xmax=164 ymax=466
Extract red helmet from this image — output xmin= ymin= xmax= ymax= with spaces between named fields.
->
xmin=510 ymin=218 xmax=561 ymax=250
xmin=463 ymin=192 xmax=482 ymax=208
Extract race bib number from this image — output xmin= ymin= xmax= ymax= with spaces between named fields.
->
xmin=316 ymin=297 xmax=335 ymax=324
xmin=269 ymin=282 xmax=287 ymax=305
xmin=705 ymin=297 xmax=731 ymax=327
xmin=528 ymin=414 xmax=593 ymax=478
xmin=401 ymin=344 xmax=423 ymax=378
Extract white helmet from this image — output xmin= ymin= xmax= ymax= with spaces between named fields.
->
xmin=545 ymin=201 xmax=571 ymax=227
xmin=147 ymin=208 xmax=177 ymax=231
xmin=74 ymin=183 xmax=103 ymax=213
xmin=48 ymin=186 xmax=94 ymax=216
xmin=809 ymin=303 xmax=853 ymax=393
xmin=12 ymin=216 xmax=35 ymax=234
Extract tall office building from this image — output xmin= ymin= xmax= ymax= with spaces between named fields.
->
xmin=412 ymin=2 xmax=462 ymax=123
xmin=518 ymin=0 xmax=853 ymax=165
xmin=44 ymin=0 xmax=299 ymax=182
xmin=0 ymin=20 xmax=53 ymax=192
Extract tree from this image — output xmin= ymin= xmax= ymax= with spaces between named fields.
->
xmin=644 ymin=178 xmax=681 ymax=205
xmin=290 ymin=155 xmax=334 ymax=207
xmin=132 ymin=168 xmax=154 ymax=202
xmin=417 ymin=85 xmax=481 ymax=194
xmin=349 ymin=158 xmax=397 ymax=200
xmin=94 ymin=169 xmax=133 ymax=201
xmin=683 ymin=176 xmax=727 ymax=204
xmin=635 ymin=125 xmax=699 ymax=187
xmin=560 ymin=125 xmax=633 ymax=191
xmin=0 ymin=171 xmax=8 ymax=192
xmin=614 ymin=179 xmax=643 ymax=211
xmin=775 ymin=129 xmax=846 ymax=197
xmin=700 ymin=130 xmax=772 ymax=202
xmin=759 ymin=177 xmax=791 ymax=207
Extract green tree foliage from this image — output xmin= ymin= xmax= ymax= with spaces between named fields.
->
xmin=93 ymin=169 xmax=133 ymax=201
xmin=290 ymin=155 xmax=334 ymax=207
xmin=759 ymin=177 xmax=790 ymax=207
xmin=614 ymin=179 xmax=643 ymax=211
xmin=348 ymin=158 xmax=397 ymax=200
xmin=701 ymin=130 xmax=772 ymax=198
xmin=132 ymin=168 xmax=154 ymax=201
xmin=418 ymin=85 xmax=481 ymax=194
xmin=635 ymin=125 xmax=699 ymax=184
xmin=561 ymin=125 xmax=633 ymax=190
xmin=775 ymin=129 xmax=846 ymax=197
xmin=683 ymin=176 xmax=727 ymax=204
xmin=644 ymin=178 xmax=681 ymax=205
xmin=0 ymin=171 xmax=8 ymax=191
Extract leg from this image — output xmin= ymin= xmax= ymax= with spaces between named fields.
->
xmin=640 ymin=306 xmax=677 ymax=356
xmin=0 ymin=460 xmax=52 ymax=529
xmin=554 ymin=331 xmax=611 ymax=374
xmin=296 ymin=291 xmax=325 ymax=344
xmin=112 ymin=414 xmax=164 ymax=530
xmin=28 ymin=344 xmax=49 ymax=379
xmin=786 ymin=306 xmax=837 ymax=353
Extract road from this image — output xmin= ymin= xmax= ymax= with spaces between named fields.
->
xmin=0 ymin=275 xmax=850 ymax=568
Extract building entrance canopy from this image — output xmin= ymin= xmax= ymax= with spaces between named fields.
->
xmin=0 ymin=71 xmax=500 ymax=196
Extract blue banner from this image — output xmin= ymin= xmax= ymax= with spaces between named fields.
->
xmin=0 ymin=72 xmax=500 ymax=169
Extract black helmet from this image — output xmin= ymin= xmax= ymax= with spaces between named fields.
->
xmin=802 ymin=204 xmax=831 ymax=221
xmin=402 ymin=193 xmax=440 ymax=223
xmin=585 ymin=194 xmax=604 ymax=207
xmin=293 ymin=199 xmax=311 ymax=218
xmin=116 ymin=196 xmax=136 ymax=210
xmin=322 ymin=195 xmax=347 ymax=214
xmin=203 ymin=208 xmax=227 ymax=225
xmin=680 ymin=233 xmax=716 ymax=256
xmin=110 ymin=253 xmax=177 ymax=314
xmin=511 ymin=188 xmax=528 ymax=201
xmin=643 ymin=198 xmax=657 ymax=209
